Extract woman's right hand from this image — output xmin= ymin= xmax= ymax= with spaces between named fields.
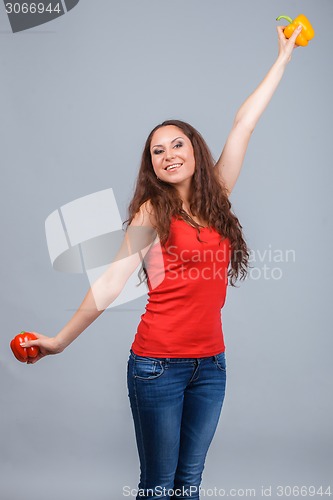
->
xmin=20 ymin=332 xmax=64 ymax=364
xmin=276 ymin=24 xmax=302 ymax=65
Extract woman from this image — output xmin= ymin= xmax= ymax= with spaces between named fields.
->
xmin=20 ymin=26 xmax=302 ymax=500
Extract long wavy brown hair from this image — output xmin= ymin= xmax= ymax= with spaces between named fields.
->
xmin=124 ymin=119 xmax=250 ymax=287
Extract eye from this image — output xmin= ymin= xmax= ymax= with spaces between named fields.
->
xmin=153 ymin=149 xmax=163 ymax=155
xmin=174 ymin=142 xmax=183 ymax=149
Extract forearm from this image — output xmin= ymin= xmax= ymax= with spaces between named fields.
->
xmin=55 ymin=279 xmax=119 ymax=351
xmin=53 ymin=230 xmax=153 ymax=352
xmin=234 ymin=57 xmax=288 ymax=131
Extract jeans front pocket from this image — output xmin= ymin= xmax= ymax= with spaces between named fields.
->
xmin=214 ymin=351 xmax=227 ymax=372
xmin=134 ymin=358 xmax=165 ymax=380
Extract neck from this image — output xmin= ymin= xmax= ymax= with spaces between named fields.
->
xmin=175 ymin=180 xmax=192 ymax=207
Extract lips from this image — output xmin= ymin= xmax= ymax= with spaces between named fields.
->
xmin=164 ymin=163 xmax=182 ymax=172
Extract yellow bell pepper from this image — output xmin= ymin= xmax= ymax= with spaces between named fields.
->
xmin=276 ymin=14 xmax=315 ymax=47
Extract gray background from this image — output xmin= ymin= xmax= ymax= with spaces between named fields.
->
xmin=1 ymin=1 xmax=332 ymax=499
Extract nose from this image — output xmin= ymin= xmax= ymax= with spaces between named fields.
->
xmin=165 ymin=148 xmax=176 ymax=161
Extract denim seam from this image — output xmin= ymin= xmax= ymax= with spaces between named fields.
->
xmin=134 ymin=360 xmax=165 ymax=380
xmin=132 ymin=360 xmax=147 ymax=487
xmin=213 ymin=352 xmax=226 ymax=372
xmin=188 ymin=361 xmax=200 ymax=384
xmin=214 ymin=359 xmax=226 ymax=372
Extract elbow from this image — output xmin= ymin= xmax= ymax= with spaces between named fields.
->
xmin=91 ymin=276 xmax=123 ymax=312
xmin=233 ymin=118 xmax=255 ymax=135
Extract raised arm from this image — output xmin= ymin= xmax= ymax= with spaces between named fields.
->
xmin=20 ymin=200 xmax=157 ymax=363
xmin=216 ymin=24 xmax=303 ymax=196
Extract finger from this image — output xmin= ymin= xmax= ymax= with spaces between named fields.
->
xmin=27 ymin=353 xmax=43 ymax=364
xmin=28 ymin=358 xmax=38 ymax=364
xmin=27 ymin=359 xmax=38 ymax=364
xmin=276 ymin=25 xmax=286 ymax=33
xmin=276 ymin=26 xmax=285 ymax=36
xmin=276 ymin=26 xmax=288 ymax=43
xmin=29 ymin=331 xmax=44 ymax=339
xmin=20 ymin=339 xmax=39 ymax=348
xmin=289 ymin=25 xmax=302 ymax=42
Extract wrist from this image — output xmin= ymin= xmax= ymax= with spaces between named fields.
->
xmin=275 ymin=55 xmax=289 ymax=70
xmin=53 ymin=335 xmax=67 ymax=353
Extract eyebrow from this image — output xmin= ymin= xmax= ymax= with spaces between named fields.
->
xmin=151 ymin=136 xmax=184 ymax=149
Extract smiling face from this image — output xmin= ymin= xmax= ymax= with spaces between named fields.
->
xmin=150 ymin=125 xmax=196 ymax=189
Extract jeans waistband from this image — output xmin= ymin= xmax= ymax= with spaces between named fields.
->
xmin=130 ymin=348 xmax=225 ymax=363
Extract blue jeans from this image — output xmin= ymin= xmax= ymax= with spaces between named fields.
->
xmin=127 ymin=349 xmax=227 ymax=499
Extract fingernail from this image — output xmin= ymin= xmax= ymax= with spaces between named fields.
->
xmin=20 ymin=343 xmax=26 ymax=347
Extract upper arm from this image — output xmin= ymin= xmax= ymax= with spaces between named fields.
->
xmin=215 ymin=121 xmax=252 ymax=196
xmin=91 ymin=201 xmax=157 ymax=309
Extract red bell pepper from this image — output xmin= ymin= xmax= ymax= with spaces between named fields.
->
xmin=10 ymin=331 xmax=39 ymax=363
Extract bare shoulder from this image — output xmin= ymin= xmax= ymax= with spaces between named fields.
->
xmin=130 ymin=199 xmax=156 ymax=228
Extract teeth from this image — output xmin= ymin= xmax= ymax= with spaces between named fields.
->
xmin=166 ymin=163 xmax=181 ymax=171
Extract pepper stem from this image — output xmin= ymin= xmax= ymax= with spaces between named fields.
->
xmin=276 ymin=15 xmax=293 ymax=24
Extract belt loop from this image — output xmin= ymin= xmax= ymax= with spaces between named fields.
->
xmin=164 ymin=357 xmax=170 ymax=369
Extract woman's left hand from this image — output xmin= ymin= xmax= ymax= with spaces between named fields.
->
xmin=276 ymin=24 xmax=302 ymax=65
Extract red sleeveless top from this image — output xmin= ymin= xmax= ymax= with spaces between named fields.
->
xmin=130 ymin=216 xmax=232 ymax=358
